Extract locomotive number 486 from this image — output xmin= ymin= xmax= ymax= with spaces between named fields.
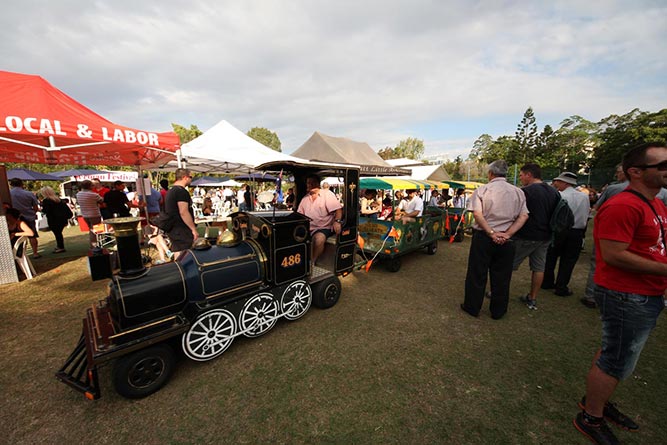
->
xmin=281 ymin=253 xmax=302 ymax=268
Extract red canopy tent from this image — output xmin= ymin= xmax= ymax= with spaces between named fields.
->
xmin=0 ymin=70 xmax=180 ymax=166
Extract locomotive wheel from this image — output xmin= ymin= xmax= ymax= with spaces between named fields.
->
xmin=312 ymin=276 xmax=341 ymax=309
xmin=112 ymin=344 xmax=175 ymax=399
xmin=385 ymin=257 xmax=402 ymax=273
xmin=280 ymin=280 xmax=312 ymax=321
xmin=427 ymin=241 xmax=438 ymax=255
xmin=240 ymin=293 xmax=279 ymax=338
xmin=182 ymin=309 xmax=237 ymax=362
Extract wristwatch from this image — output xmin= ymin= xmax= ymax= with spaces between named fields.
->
xmin=335 ymin=219 xmax=344 ymax=224
xmin=487 ymin=229 xmax=495 ymax=236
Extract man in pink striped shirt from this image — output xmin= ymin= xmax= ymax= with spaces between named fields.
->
xmin=297 ymin=174 xmax=343 ymax=264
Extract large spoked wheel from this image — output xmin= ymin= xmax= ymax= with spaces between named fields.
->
xmin=427 ymin=240 xmax=438 ymax=255
xmin=240 ymin=293 xmax=279 ymax=338
xmin=281 ymin=280 xmax=312 ymax=321
xmin=385 ymin=257 xmax=402 ymax=273
xmin=312 ymin=276 xmax=341 ymax=309
xmin=112 ymin=344 xmax=175 ymax=399
xmin=182 ymin=309 xmax=237 ymax=362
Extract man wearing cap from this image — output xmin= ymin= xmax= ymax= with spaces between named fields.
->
xmin=461 ymin=160 xmax=528 ymax=320
xmin=542 ymin=171 xmax=590 ymax=296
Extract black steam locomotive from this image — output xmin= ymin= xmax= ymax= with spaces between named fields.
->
xmin=56 ymin=161 xmax=360 ymax=399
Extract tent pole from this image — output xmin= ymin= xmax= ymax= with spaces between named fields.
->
xmin=137 ymin=165 xmax=151 ymax=234
xmin=177 ymin=149 xmax=183 ymax=168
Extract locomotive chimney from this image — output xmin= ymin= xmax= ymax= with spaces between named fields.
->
xmin=104 ymin=217 xmax=146 ymax=276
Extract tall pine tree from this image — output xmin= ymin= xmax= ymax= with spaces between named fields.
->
xmin=513 ymin=107 xmax=538 ymax=164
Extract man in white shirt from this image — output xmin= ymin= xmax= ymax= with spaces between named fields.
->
xmin=542 ymin=172 xmax=591 ymax=296
xmin=401 ymin=189 xmax=423 ymax=223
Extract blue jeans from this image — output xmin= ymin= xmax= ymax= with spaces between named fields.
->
xmin=594 ymin=285 xmax=664 ymax=380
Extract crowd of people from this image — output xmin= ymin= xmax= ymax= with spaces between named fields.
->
xmin=459 ymin=142 xmax=667 ymax=445
xmin=4 ymin=142 xmax=667 ymax=444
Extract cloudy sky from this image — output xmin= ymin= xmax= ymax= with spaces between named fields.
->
xmin=2 ymin=0 xmax=665 ymax=160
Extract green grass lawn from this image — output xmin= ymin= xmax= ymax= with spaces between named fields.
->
xmin=0 ymin=228 xmax=665 ymax=444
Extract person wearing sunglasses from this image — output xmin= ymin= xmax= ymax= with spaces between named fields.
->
xmin=574 ymin=142 xmax=667 ymax=444
xmin=581 ymin=164 xmax=667 ymax=309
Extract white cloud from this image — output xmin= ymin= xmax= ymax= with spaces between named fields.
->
xmin=1 ymin=0 xmax=665 ymax=161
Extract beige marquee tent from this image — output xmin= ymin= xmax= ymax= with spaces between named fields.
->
xmin=291 ymin=132 xmax=409 ymax=176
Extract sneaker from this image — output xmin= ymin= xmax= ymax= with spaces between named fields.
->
xmin=53 ymin=248 xmax=66 ymax=253
xmin=573 ymin=412 xmax=619 ymax=445
xmin=519 ymin=295 xmax=537 ymax=310
xmin=579 ymin=397 xmax=639 ymax=431
xmin=154 ymin=259 xmax=166 ymax=265
xmin=166 ymin=250 xmax=174 ymax=260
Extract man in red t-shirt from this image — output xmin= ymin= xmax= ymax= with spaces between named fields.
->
xmin=574 ymin=142 xmax=667 ymax=444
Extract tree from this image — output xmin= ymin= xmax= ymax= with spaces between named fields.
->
xmin=247 ymin=127 xmax=281 ymax=152
xmin=552 ymin=115 xmax=597 ymax=171
xmin=593 ymin=108 xmax=667 ymax=168
xmin=469 ymin=134 xmax=493 ymax=161
xmin=172 ymin=123 xmax=202 ymax=144
xmin=535 ymin=124 xmax=555 ymax=165
xmin=395 ymin=137 xmax=425 ymax=160
xmin=513 ymin=107 xmax=539 ymax=164
xmin=377 ymin=146 xmax=396 ymax=160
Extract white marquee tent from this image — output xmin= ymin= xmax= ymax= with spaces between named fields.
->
xmin=167 ymin=120 xmax=305 ymax=173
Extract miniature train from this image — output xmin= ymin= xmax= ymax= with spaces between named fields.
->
xmin=56 ymin=162 xmax=360 ymax=400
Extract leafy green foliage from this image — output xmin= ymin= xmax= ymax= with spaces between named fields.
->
xmin=593 ymin=108 xmax=667 ymax=168
xmin=513 ymin=107 xmax=538 ymax=164
xmin=171 ymin=123 xmax=202 ymax=144
xmin=378 ymin=138 xmax=425 ymax=160
xmin=247 ymin=127 xmax=282 ymax=152
xmin=466 ymin=107 xmax=666 ymax=186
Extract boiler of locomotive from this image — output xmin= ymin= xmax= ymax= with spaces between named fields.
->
xmin=107 ymin=240 xmax=266 ymax=330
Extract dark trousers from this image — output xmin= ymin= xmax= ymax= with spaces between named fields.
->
xmin=543 ymin=228 xmax=586 ymax=292
xmin=463 ymin=230 xmax=516 ymax=318
xmin=51 ymin=224 xmax=66 ymax=249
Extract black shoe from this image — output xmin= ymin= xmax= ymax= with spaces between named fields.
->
xmin=573 ymin=412 xmax=619 ymax=445
xmin=579 ymin=397 xmax=639 ymax=431
xmin=580 ymin=297 xmax=597 ymax=309
xmin=554 ymin=287 xmax=573 ymax=297
xmin=459 ymin=304 xmax=479 ymax=318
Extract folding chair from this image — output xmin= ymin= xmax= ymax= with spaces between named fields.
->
xmin=13 ymin=236 xmax=36 ymax=279
xmin=92 ymin=223 xmax=116 ymax=250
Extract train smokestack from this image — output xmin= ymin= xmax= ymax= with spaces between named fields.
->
xmin=104 ymin=217 xmax=146 ymax=276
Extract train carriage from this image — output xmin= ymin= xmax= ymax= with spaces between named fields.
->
xmin=357 ymin=177 xmax=448 ymax=272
